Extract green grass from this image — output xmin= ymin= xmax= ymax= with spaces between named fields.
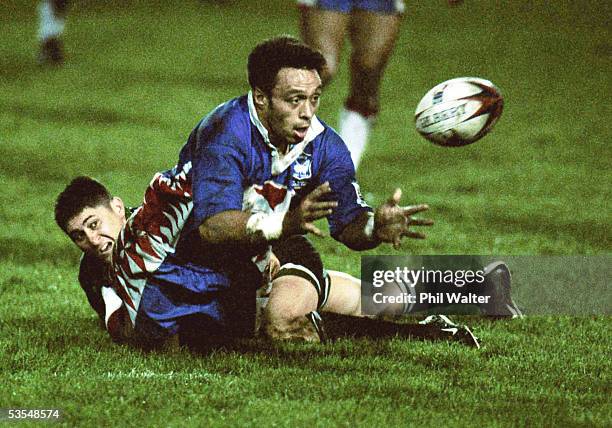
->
xmin=0 ymin=0 xmax=610 ymax=426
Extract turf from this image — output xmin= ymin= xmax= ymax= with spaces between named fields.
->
xmin=0 ymin=0 xmax=610 ymax=426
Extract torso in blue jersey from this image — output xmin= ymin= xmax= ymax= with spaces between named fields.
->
xmin=173 ymin=92 xmax=371 ymax=264
xmin=110 ymin=92 xmax=371 ymax=324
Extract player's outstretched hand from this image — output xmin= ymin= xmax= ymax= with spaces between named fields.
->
xmin=283 ymin=182 xmax=338 ymax=237
xmin=374 ymin=188 xmax=433 ymax=249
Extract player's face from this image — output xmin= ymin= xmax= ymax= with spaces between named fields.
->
xmin=259 ymin=67 xmax=322 ymax=148
xmin=65 ymin=198 xmax=126 ymax=264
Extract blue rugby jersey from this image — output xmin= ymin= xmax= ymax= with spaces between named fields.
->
xmin=110 ymin=92 xmax=371 ymax=328
xmin=174 ymin=92 xmax=371 ymax=263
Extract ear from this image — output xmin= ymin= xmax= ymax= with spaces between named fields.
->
xmin=252 ymin=87 xmax=269 ymax=108
xmin=110 ymin=197 xmax=126 ymax=220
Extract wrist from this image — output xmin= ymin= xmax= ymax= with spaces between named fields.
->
xmin=246 ymin=211 xmax=286 ymax=241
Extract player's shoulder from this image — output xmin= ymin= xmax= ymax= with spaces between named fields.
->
xmin=311 ymin=117 xmax=352 ymax=161
xmin=313 ymin=116 xmax=346 ymax=146
xmin=197 ymin=95 xmax=251 ymax=141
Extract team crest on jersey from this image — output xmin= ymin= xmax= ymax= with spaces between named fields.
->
xmin=292 ymin=153 xmax=312 ymax=189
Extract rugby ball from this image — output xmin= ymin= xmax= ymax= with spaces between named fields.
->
xmin=414 ymin=77 xmax=503 ymax=147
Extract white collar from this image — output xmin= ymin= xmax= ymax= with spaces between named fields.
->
xmin=247 ymin=91 xmax=324 ymax=175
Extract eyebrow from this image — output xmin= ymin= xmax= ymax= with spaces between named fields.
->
xmin=81 ymin=214 xmax=95 ymax=226
xmin=67 ymin=214 xmax=95 ymax=239
xmin=284 ymin=88 xmax=322 ymax=97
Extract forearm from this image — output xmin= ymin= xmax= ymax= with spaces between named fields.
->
xmin=199 ymin=209 xmax=292 ymax=249
xmin=199 ymin=210 xmax=253 ymax=245
xmin=337 ymin=211 xmax=380 ymax=251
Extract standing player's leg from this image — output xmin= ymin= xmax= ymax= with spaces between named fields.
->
xmin=339 ymin=9 xmax=402 ymax=168
xmin=298 ymin=4 xmax=350 ymax=86
xmin=37 ymin=0 xmax=69 ymax=65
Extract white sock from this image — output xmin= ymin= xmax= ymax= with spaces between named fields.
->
xmin=338 ymin=107 xmax=372 ymax=170
xmin=38 ymin=1 xmax=65 ymax=41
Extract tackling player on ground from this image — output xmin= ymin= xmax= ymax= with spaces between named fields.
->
xmin=57 ymin=176 xmax=481 ymax=349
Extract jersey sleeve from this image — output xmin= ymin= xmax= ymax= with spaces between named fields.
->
xmin=78 ymin=254 xmax=132 ymax=342
xmin=78 ymin=254 xmax=108 ymax=321
xmin=317 ymin=131 xmax=372 ymax=240
xmin=189 ymin=121 xmax=249 ymax=226
xmin=101 ymin=286 xmax=133 ymax=342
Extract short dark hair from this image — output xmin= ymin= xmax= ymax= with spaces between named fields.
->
xmin=247 ymin=35 xmax=326 ymax=94
xmin=55 ymin=176 xmax=112 ymax=233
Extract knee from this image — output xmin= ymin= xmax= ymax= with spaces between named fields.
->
xmin=262 ymin=278 xmax=319 ymax=341
xmin=350 ymin=51 xmax=385 ymax=78
xmin=263 ymin=309 xmax=319 ymax=342
xmin=269 ymin=300 xmax=308 ymax=327
xmin=264 ymin=289 xmax=311 ymax=329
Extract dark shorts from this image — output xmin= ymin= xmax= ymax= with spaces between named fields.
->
xmin=273 ymin=235 xmax=330 ymax=309
xmin=297 ymin=0 xmax=405 ymax=15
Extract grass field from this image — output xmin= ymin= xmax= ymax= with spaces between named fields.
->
xmin=1 ymin=0 xmax=610 ymax=426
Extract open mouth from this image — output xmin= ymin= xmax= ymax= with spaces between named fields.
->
xmin=294 ymin=126 xmax=309 ymax=140
xmin=100 ymin=242 xmax=113 ymax=254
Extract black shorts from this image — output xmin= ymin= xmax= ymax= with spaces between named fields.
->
xmin=272 ymin=235 xmax=330 ymax=309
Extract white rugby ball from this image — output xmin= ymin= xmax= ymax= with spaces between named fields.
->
xmin=414 ymin=77 xmax=504 ymax=147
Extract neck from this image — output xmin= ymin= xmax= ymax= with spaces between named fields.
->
xmin=271 ymin=136 xmax=289 ymax=154
xmin=256 ymin=106 xmax=289 ymax=154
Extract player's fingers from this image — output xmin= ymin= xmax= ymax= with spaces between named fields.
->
xmin=403 ymin=230 xmax=427 ymax=240
xmin=393 ymin=235 xmax=402 ymax=250
xmin=308 ymin=182 xmax=333 ymax=199
xmin=402 ymin=204 xmax=430 ymax=215
xmin=408 ymin=218 xmax=434 ymax=227
xmin=304 ymin=223 xmax=324 ymax=237
xmin=309 ymin=200 xmax=338 ymax=211
xmin=386 ymin=188 xmax=402 ymax=206
xmin=305 ymin=208 xmax=334 ymax=220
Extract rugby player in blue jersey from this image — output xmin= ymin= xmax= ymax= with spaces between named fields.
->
xmin=55 ymin=36 xmax=487 ymax=349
